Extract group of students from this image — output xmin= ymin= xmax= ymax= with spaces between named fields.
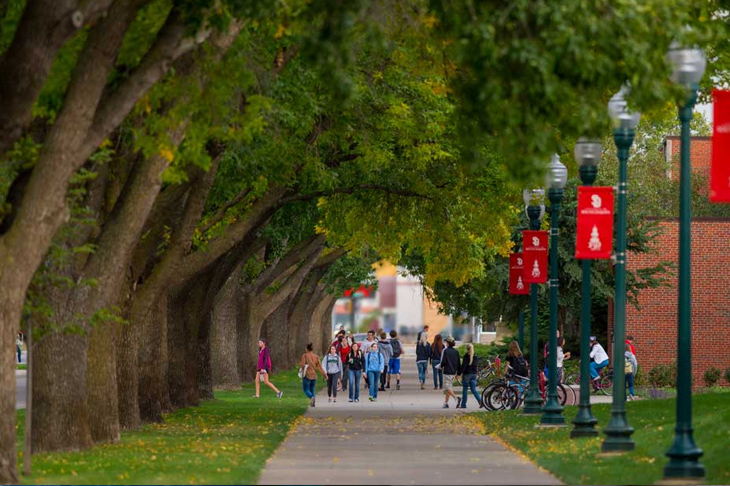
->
xmin=296 ymin=328 xmax=405 ymax=406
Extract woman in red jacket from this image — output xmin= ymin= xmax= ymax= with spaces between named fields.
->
xmin=254 ymin=339 xmax=283 ymax=399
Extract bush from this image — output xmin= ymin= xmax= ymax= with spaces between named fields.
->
xmin=648 ymin=362 xmax=677 ymax=388
xmin=704 ymin=367 xmax=722 ymax=387
xmin=725 ymin=367 xmax=730 ymax=386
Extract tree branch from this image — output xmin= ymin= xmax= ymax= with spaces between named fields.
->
xmin=198 ymin=186 xmax=252 ymax=235
xmin=254 ymin=234 xmax=326 ymax=294
xmin=280 ymin=185 xmax=434 ymax=205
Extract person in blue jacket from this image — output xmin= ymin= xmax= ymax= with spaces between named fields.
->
xmin=364 ymin=342 xmax=384 ymax=401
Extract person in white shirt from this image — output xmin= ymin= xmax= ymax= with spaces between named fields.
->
xmin=589 ymin=336 xmax=609 ymax=388
xmin=556 ymin=337 xmax=570 ymax=383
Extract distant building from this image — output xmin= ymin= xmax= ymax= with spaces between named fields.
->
xmin=332 ymin=261 xmax=452 ymax=339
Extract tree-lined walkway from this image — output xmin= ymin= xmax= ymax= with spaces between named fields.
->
xmin=258 ymin=347 xmax=560 ymax=485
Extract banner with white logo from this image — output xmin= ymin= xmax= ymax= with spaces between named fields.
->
xmin=522 ymin=230 xmax=548 ymax=284
xmin=575 ymin=186 xmax=614 ymax=259
xmin=509 ymin=253 xmax=529 ymax=295
xmin=711 ymin=89 xmax=730 ymax=202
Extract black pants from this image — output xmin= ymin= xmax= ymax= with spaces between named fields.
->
xmin=379 ymin=365 xmax=389 ymax=389
xmin=327 ymin=372 xmax=340 ymax=397
xmin=342 ymin=362 xmax=349 ymax=390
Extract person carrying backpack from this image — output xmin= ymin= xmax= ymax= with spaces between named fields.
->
xmin=415 ymin=331 xmax=431 ymax=390
xmin=624 ymin=343 xmax=637 ymax=400
xmin=377 ymin=332 xmax=393 ymax=391
xmin=387 ymin=330 xmax=404 ymax=390
xmin=506 ymin=341 xmax=528 ymax=378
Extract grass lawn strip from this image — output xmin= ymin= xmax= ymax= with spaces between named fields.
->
xmin=472 ymin=391 xmax=730 ymax=485
xmin=16 ymin=370 xmax=319 ymax=485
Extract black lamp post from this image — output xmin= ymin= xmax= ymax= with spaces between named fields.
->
xmin=522 ymin=188 xmax=545 ymax=415
xmin=571 ymin=138 xmax=602 ymax=438
xmin=540 ymin=154 xmax=568 ymax=425
xmin=602 ymin=85 xmax=641 ymax=452
xmin=663 ymin=41 xmax=706 ymax=481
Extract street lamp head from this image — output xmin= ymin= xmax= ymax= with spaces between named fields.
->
xmin=574 ymin=138 xmax=602 ymax=167
xmin=608 ymin=85 xmax=641 ymax=131
xmin=545 ymin=154 xmax=568 ymax=190
xmin=666 ymin=42 xmax=706 ymax=86
xmin=522 ymin=188 xmax=545 ymax=206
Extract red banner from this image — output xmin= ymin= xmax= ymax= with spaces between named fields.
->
xmin=522 ymin=230 xmax=548 ymax=284
xmin=575 ymin=186 xmax=614 ymax=259
xmin=509 ymin=253 xmax=529 ymax=295
xmin=711 ymin=90 xmax=730 ymax=202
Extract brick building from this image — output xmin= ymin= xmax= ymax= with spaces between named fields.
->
xmin=607 ymin=136 xmax=730 ymax=387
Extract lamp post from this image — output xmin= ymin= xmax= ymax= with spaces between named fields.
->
xmin=522 ymin=188 xmax=545 ymax=415
xmin=602 ymin=85 xmax=641 ymax=452
xmin=571 ymin=138 xmax=602 ymax=438
xmin=663 ymin=42 xmax=706 ymax=480
xmin=540 ymin=154 xmax=568 ymax=425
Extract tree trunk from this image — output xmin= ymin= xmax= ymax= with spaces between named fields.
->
xmin=167 ymin=291 xmax=187 ymax=409
xmin=211 ymin=273 xmax=240 ymax=389
xmin=116 ymin=316 xmax=140 ymax=430
xmin=261 ymin=304 xmax=291 ymax=372
xmin=86 ymin=322 xmax=120 ymax=444
xmin=137 ymin=294 xmax=169 ymax=423
xmin=31 ymin=331 xmax=92 ymax=452
xmin=0 ymin=287 xmax=22 ymax=483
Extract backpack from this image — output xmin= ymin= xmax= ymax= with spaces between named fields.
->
xmin=624 ymin=355 xmax=633 ymax=375
xmin=511 ymin=356 xmax=528 ymax=377
xmin=391 ymin=339 xmax=402 ymax=358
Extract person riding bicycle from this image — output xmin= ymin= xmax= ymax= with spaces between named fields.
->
xmin=589 ymin=336 xmax=609 ymax=389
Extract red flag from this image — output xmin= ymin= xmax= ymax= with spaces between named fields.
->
xmin=509 ymin=253 xmax=529 ymax=295
xmin=711 ymin=90 xmax=730 ymax=202
xmin=522 ymin=230 xmax=548 ymax=284
xmin=575 ymin=186 xmax=614 ymax=259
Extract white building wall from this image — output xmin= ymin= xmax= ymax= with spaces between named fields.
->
xmin=395 ymin=270 xmax=423 ymax=333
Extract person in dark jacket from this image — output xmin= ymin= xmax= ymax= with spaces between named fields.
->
xmin=430 ymin=334 xmax=445 ymax=390
xmin=458 ymin=343 xmax=482 ymax=409
xmin=347 ymin=343 xmax=366 ymax=402
xmin=415 ymin=332 xmax=431 ymax=390
xmin=440 ymin=336 xmax=461 ymax=409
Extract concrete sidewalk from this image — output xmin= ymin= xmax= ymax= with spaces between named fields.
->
xmin=258 ymin=346 xmax=561 ymax=485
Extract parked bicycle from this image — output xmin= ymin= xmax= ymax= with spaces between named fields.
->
xmin=563 ymin=363 xmax=613 ymax=396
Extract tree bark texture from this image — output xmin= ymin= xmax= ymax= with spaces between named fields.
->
xmin=261 ymin=304 xmax=292 ymax=371
xmin=86 ymin=322 xmax=120 ymax=444
xmin=31 ymin=331 xmax=92 ymax=453
xmin=211 ymin=273 xmax=240 ymax=389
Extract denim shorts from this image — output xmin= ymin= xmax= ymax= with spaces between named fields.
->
xmin=388 ymin=358 xmax=401 ymax=374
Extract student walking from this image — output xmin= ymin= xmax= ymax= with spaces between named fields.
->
xmin=377 ymin=332 xmax=393 ymax=391
xmin=360 ymin=330 xmax=379 ymax=391
xmin=556 ymin=337 xmax=571 ymax=384
xmin=589 ymin=336 xmax=609 ymax=389
xmin=16 ymin=333 xmax=22 ymax=363
xmin=440 ymin=336 xmax=460 ymax=408
xmin=387 ymin=330 xmax=403 ymax=390
xmin=458 ymin=343 xmax=482 ymax=408
xmin=415 ymin=332 xmax=431 ymax=390
xmin=347 ymin=343 xmax=365 ymax=402
xmin=324 ymin=345 xmax=343 ymax=402
xmin=624 ymin=343 xmax=637 ymax=400
xmin=255 ymin=339 xmax=283 ymax=399
xmin=299 ymin=343 xmax=326 ymax=407
xmin=331 ymin=333 xmax=351 ymax=392
xmin=365 ymin=342 xmax=384 ymax=401
xmin=431 ymin=334 xmax=444 ymax=390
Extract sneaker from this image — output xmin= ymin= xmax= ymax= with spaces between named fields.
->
xmin=378 ymin=387 xmax=385 ymax=392
xmin=328 ymin=398 xmax=332 ymax=402
xmin=442 ymin=403 xmax=449 ymax=409
xmin=310 ymin=397 xmax=315 ymax=407
xmin=348 ymin=399 xmax=353 ymax=403
xmin=433 ymin=387 xmax=438 ymax=390
xmin=386 ymin=384 xmax=390 ymax=389
xmin=420 ymin=384 xmax=424 ymax=390
xmin=312 ymin=397 xmax=316 ymax=407
xmin=252 ymin=395 xmax=259 ymax=399
xmin=396 ymin=383 xmax=401 ymax=390
xmin=355 ymin=399 xmax=359 ymax=403
xmin=369 ymin=396 xmax=374 ymax=402
xmin=333 ymin=398 xmax=337 ymax=403
xmin=277 ymin=391 xmax=283 ymax=400
xmin=456 ymin=397 xmax=462 ymax=408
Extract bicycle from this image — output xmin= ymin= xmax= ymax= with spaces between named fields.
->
xmin=481 ymin=367 xmax=570 ymax=411
xmin=564 ymin=364 xmax=613 ymax=396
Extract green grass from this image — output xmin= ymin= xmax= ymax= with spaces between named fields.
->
xmin=473 ymin=390 xmax=730 ymax=485
xmin=16 ymin=370 xmax=319 ymax=485
xmin=17 ymin=364 xmax=27 ymax=370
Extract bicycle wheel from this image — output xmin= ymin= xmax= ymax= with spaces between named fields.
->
xmin=564 ymin=372 xmax=579 ymax=386
xmin=557 ymin=384 xmax=568 ymax=406
xmin=485 ymin=383 xmax=511 ymax=410
xmin=598 ymin=374 xmax=613 ymax=396
xmin=481 ymin=382 xmax=501 ymax=411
